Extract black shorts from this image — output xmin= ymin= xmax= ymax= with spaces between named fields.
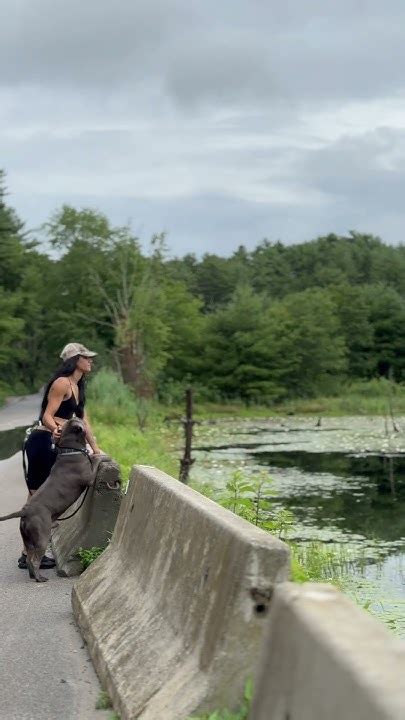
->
xmin=24 ymin=430 xmax=57 ymax=492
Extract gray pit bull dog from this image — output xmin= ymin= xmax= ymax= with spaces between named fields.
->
xmin=0 ymin=417 xmax=113 ymax=582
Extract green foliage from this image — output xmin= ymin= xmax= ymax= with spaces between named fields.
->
xmin=86 ymin=372 xmax=178 ymax=484
xmin=4 ymin=169 xmax=405 ymax=403
xmin=95 ymin=691 xmax=113 ymax=710
xmin=198 ymin=285 xmax=348 ymax=403
xmin=277 ymin=288 xmax=347 ymax=396
xmin=0 ymin=289 xmax=25 ymax=368
xmin=77 ymin=546 xmax=105 ymax=570
xmin=188 ymin=680 xmax=253 ymax=720
xmin=87 ymin=369 xmax=140 ymax=424
xmin=45 ymin=204 xmax=117 ymax=251
xmin=197 ymin=469 xmax=294 ymax=539
xmin=91 ymin=418 xmax=178 ymax=486
xmin=87 ymin=367 xmax=159 ymax=434
xmin=275 ymin=378 xmax=405 ymax=416
xmin=291 ymin=542 xmax=350 ymax=586
xmin=193 ymin=472 xmax=349 ymax=587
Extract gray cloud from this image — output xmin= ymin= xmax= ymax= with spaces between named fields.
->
xmin=2 ymin=0 xmax=405 ymax=254
xmin=2 ymin=0 xmax=405 ymax=105
xmin=299 ymin=128 xmax=405 ymax=210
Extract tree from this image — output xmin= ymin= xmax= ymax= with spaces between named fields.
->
xmin=363 ymin=284 xmax=405 ymax=380
xmin=162 ymin=280 xmax=206 ymax=384
xmin=0 ymin=289 xmax=25 ymax=371
xmin=0 ymin=171 xmax=54 ymax=388
xmin=202 ymin=286 xmax=270 ymax=400
xmin=330 ymin=284 xmax=374 ymax=378
xmin=277 ymin=289 xmax=347 ymax=396
xmin=194 ymin=253 xmax=237 ymax=310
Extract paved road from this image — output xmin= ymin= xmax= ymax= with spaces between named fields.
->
xmin=0 ymin=396 xmax=109 ymax=720
xmin=0 ymin=393 xmax=41 ymax=431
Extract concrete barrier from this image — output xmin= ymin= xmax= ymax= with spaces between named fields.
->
xmin=52 ymin=459 xmax=122 ymax=577
xmin=72 ymin=465 xmax=290 ymax=720
xmin=250 ymin=583 xmax=405 ymax=720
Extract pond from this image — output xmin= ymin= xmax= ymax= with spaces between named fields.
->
xmin=191 ymin=415 xmax=405 ymax=636
xmin=0 ymin=426 xmax=28 ymax=461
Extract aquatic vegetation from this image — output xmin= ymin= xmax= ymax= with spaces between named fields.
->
xmin=191 ymin=416 xmax=405 ymax=637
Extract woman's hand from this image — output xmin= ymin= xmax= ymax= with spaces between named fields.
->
xmin=52 ymin=425 xmax=63 ymax=441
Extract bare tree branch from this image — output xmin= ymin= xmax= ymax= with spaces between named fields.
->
xmin=75 ymin=312 xmax=115 ymax=329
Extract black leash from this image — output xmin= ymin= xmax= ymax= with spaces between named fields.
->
xmin=56 ymin=446 xmax=92 ymax=521
xmin=22 ymin=436 xmax=92 ymax=521
xmin=57 ymin=485 xmax=90 ymax=521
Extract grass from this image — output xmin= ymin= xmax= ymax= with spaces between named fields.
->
xmin=96 ymin=691 xmax=113 ymax=710
xmin=95 ymin=688 xmax=119 ymax=718
xmin=290 ymin=542 xmax=352 ymax=587
xmin=4 ymin=372 xmax=405 ymax=419
xmin=90 ymin=419 xmax=178 ymax=486
xmin=188 ymin=680 xmax=253 ymax=720
xmin=87 ymin=369 xmax=178 ymax=486
xmin=165 ymin=379 xmax=405 ymax=419
xmin=77 ymin=546 xmax=105 ymax=570
xmin=272 ymin=379 xmax=405 ymax=416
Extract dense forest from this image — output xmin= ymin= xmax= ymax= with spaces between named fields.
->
xmin=1 ymin=169 xmax=405 ymax=403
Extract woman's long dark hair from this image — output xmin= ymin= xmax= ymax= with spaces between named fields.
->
xmin=39 ymin=355 xmax=86 ymax=420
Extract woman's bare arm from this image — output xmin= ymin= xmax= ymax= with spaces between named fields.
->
xmin=42 ymin=377 xmax=70 ymax=434
xmin=83 ymin=410 xmax=101 ymax=454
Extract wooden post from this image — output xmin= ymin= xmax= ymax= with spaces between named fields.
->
xmin=179 ymin=388 xmax=195 ymax=484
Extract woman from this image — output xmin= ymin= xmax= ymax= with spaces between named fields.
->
xmin=18 ymin=342 xmax=101 ymax=570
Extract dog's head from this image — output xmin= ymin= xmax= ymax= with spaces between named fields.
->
xmin=58 ymin=417 xmax=86 ymax=448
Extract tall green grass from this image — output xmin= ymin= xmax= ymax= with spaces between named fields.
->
xmin=290 ymin=542 xmax=352 ymax=586
xmin=162 ymin=379 xmax=405 ymax=419
xmin=274 ymin=379 xmax=405 ymax=416
xmin=188 ymin=681 xmax=253 ymax=720
xmin=86 ymin=368 xmax=178 ymax=484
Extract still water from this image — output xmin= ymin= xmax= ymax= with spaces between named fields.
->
xmin=191 ymin=415 xmax=405 ymax=635
xmin=0 ymin=426 xmax=27 ymax=461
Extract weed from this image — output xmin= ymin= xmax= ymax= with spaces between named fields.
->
xmin=290 ymin=542 xmax=351 ymax=586
xmin=188 ymin=680 xmax=252 ymax=720
xmin=204 ymin=469 xmax=294 ymax=540
xmin=96 ymin=690 xmax=112 ymax=710
xmin=77 ymin=546 xmax=105 ymax=570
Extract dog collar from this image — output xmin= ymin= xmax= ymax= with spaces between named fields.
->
xmin=58 ymin=447 xmax=90 ymax=457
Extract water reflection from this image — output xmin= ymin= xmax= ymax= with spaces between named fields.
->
xmin=0 ymin=426 xmax=27 ymax=461
xmin=252 ymin=450 xmax=405 ymax=544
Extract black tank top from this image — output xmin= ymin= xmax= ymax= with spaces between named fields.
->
xmin=55 ymin=392 xmax=79 ymax=419
xmin=54 ymin=380 xmax=79 ymax=419
xmin=39 ymin=379 xmax=80 ymax=422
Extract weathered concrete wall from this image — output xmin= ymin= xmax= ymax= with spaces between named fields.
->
xmin=250 ymin=582 xmax=405 ymax=720
xmin=52 ymin=459 xmax=122 ymax=577
xmin=72 ymin=465 xmax=290 ymax=720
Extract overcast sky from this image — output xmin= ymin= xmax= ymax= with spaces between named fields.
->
xmin=1 ymin=0 xmax=405 ymax=256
